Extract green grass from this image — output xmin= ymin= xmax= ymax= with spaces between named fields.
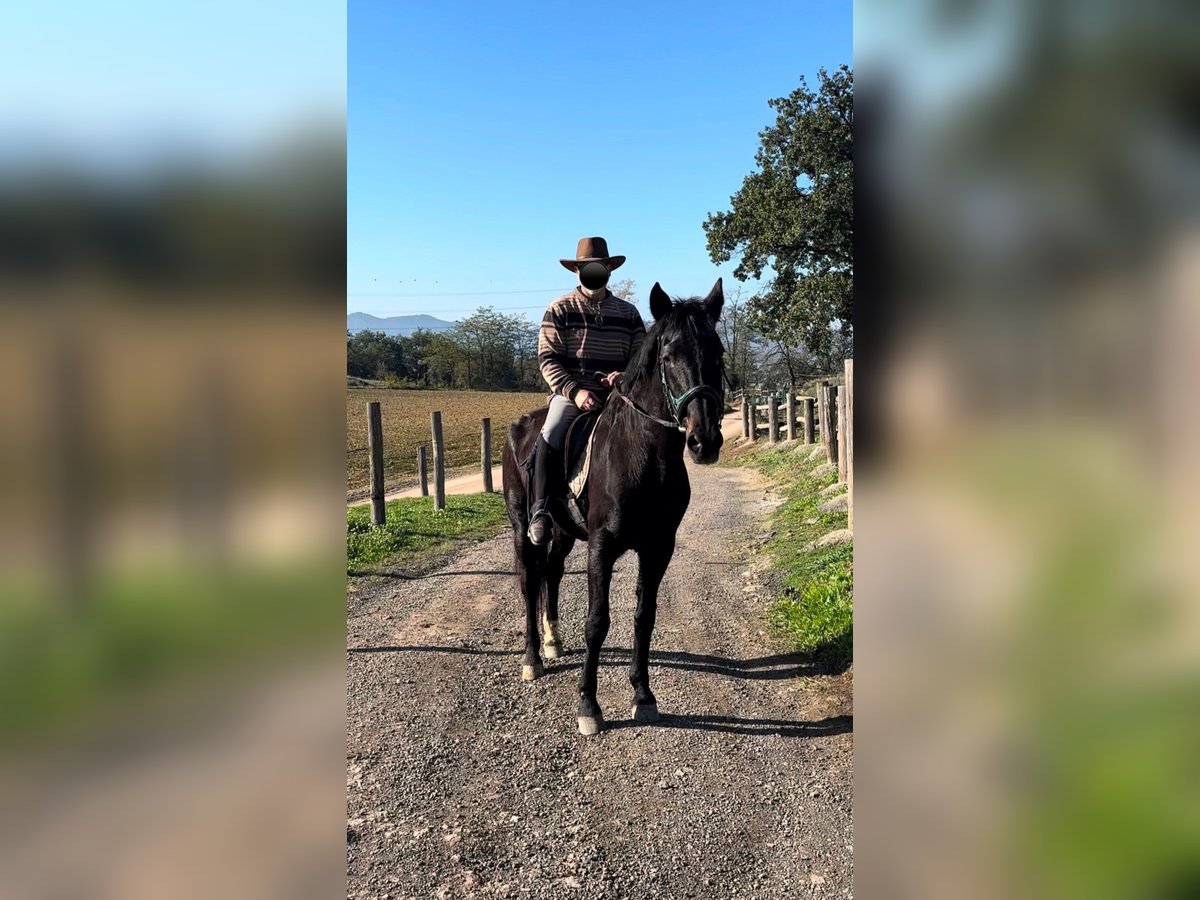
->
xmin=0 ymin=560 xmax=342 ymax=753
xmin=347 ymin=492 xmax=510 ymax=570
xmin=726 ymin=443 xmax=852 ymax=669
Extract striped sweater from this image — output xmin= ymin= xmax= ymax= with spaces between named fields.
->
xmin=537 ymin=287 xmax=647 ymax=399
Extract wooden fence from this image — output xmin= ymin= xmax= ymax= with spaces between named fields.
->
xmin=737 ymin=359 xmax=854 ymax=523
xmin=358 ymin=357 xmax=855 ymax=530
xmin=362 ymin=402 xmax=495 ymax=524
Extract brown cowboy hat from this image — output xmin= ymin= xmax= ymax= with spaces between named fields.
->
xmin=559 ymin=236 xmax=626 ymax=272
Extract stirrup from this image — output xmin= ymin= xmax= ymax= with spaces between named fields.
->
xmin=527 ymin=501 xmax=552 ymax=545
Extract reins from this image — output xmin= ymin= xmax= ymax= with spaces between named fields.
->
xmin=611 ymin=384 xmax=686 ymax=432
xmin=601 ymin=368 xmax=724 ymax=433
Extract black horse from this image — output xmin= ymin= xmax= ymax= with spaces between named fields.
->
xmin=502 ymin=279 xmax=726 ymax=735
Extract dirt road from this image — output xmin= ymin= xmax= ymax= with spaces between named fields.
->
xmin=346 ymin=452 xmax=853 ymax=899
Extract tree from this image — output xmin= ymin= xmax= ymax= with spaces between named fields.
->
xmin=704 ymin=65 xmax=852 ymax=360
xmin=347 ymin=330 xmax=409 ymax=380
xmin=512 ymin=319 xmax=541 ymax=390
xmin=715 ymin=286 xmax=757 ymax=391
xmin=422 ymin=333 xmax=464 ymax=387
xmin=405 ymin=328 xmax=438 ymax=386
xmin=454 ymin=307 xmax=523 ymax=389
xmin=610 ymin=278 xmax=637 ymax=301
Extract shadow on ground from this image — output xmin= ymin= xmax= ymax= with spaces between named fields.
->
xmin=348 ymin=644 xmax=825 ymax=680
xmin=607 ymin=712 xmax=852 ymax=738
xmin=347 ymin=644 xmax=849 ymax=737
xmin=347 ymin=569 xmax=587 ymax=579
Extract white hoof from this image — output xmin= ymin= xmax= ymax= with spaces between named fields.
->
xmin=521 ymin=662 xmax=544 ymax=682
xmin=577 ymin=715 xmax=604 ymax=736
xmin=542 ymin=641 xmax=563 ymax=660
xmin=631 ymin=703 xmax=660 ymax=723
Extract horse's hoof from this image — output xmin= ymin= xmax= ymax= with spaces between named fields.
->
xmin=521 ymin=662 xmax=544 ymax=682
xmin=542 ymin=641 xmax=563 ymax=660
xmin=577 ymin=714 xmax=604 ymax=736
xmin=631 ymin=703 xmax=660 ymax=723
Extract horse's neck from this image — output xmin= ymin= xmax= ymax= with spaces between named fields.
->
xmin=607 ymin=371 xmax=683 ymax=477
xmin=624 ymin=367 xmax=672 ymax=422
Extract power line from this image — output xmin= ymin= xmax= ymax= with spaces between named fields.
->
xmin=354 ymin=299 xmax=651 ymax=317
xmin=347 ymin=287 xmax=565 ymax=298
xmin=359 ymin=303 xmax=551 ymax=315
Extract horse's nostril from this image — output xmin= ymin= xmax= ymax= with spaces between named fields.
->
xmin=687 ymin=433 xmax=702 ymax=452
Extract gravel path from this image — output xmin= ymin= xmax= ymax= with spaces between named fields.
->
xmin=347 ymin=458 xmax=853 ymax=899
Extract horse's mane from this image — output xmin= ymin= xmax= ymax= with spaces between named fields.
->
xmin=625 ymin=298 xmax=712 ymax=389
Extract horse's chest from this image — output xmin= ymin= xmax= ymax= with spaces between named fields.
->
xmin=606 ymin=471 xmax=689 ymax=536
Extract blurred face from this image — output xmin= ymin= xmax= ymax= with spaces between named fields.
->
xmin=577 ymin=261 xmax=610 ymax=291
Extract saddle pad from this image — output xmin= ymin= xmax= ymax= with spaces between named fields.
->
xmin=565 ymin=414 xmax=600 ymax=501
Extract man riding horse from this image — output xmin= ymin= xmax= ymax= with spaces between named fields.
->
xmin=505 ymin=238 xmax=725 ymax=734
xmin=527 ymin=236 xmax=646 ymax=545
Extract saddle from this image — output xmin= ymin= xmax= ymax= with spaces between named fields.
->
xmin=520 ymin=410 xmax=601 ymax=538
xmin=561 ymin=411 xmax=601 ymax=531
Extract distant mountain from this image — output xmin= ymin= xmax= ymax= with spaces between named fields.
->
xmin=347 ymin=312 xmax=456 ymax=336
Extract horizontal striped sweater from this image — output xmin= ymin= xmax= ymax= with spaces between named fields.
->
xmin=537 ymin=287 xmax=647 ymax=399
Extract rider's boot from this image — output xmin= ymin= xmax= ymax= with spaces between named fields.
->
xmin=527 ymin=436 xmax=558 ymax=546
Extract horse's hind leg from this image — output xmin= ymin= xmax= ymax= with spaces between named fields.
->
xmin=541 ymin=534 xmax=573 ymax=660
xmin=513 ymin=530 xmax=545 ymax=681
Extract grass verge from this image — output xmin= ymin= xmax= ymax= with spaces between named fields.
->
xmin=725 ymin=442 xmax=852 ymax=670
xmin=1 ymin=560 xmax=342 ymax=754
xmin=347 ymin=492 xmax=510 ymax=571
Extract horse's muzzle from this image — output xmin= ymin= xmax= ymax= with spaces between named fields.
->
xmin=686 ymin=429 xmax=723 ymax=465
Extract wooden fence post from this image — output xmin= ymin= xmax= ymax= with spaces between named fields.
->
xmin=418 ymin=445 xmax=429 ymax=496
xmin=367 ymin=401 xmax=385 ymax=527
xmin=431 ymin=410 xmax=445 ymax=510
xmin=837 ymin=381 xmax=848 ymax=482
xmin=767 ymin=394 xmax=779 ymax=444
xmin=827 ymin=385 xmax=840 ymax=468
xmin=748 ymin=395 xmax=758 ymax=442
xmin=817 ymin=386 xmax=829 ymax=459
xmin=802 ymin=397 xmax=815 ymax=444
xmin=741 ymin=396 xmax=750 ymax=439
xmin=481 ymin=417 xmax=493 ymax=493
xmin=819 ymin=384 xmax=839 ymax=466
xmin=844 ymin=359 xmax=854 ymax=529
xmin=786 ymin=392 xmax=796 ymax=441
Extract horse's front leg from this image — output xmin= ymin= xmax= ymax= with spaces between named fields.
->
xmin=577 ymin=530 xmax=617 ymax=736
xmin=630 ymin=538 xmax=673 ymax=722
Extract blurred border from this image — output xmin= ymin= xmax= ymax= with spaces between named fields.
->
xmin=855 ymin=2 xmax=1200 ymax=898
xmin=0 ymin=4 xmax=347 ymax=898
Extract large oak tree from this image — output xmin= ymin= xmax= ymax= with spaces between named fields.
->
xmin=704 ymin=65 xmax=852 ymax=362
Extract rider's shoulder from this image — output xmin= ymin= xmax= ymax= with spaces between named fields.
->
xmin=543 ymin=291 xmax=580 ymax=317
xmin=605 ymin=294 xmax=641 ymax=316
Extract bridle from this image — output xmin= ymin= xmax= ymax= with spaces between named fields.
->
xmin=659 ymin=364 xmax=725 ymax=427
xmin=603 ymin=360 xmax=726 ymax=433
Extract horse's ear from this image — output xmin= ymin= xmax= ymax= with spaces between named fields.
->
xmin=703 ymin=277 xmax=724 ymax=323
xmin=649 ymin=282 xmax=673 ymax=320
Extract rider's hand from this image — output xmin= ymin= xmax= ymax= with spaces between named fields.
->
xmin=600 ymin=371 xmax=622 ymax=388
xmin=574 ymin=389 xmax=601 ymax=411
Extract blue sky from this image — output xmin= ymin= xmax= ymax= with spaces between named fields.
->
xmin=1 ymin=0 xmax=344 ymax=164
xmin=349 ymin=0 xmax=850 ymax=324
